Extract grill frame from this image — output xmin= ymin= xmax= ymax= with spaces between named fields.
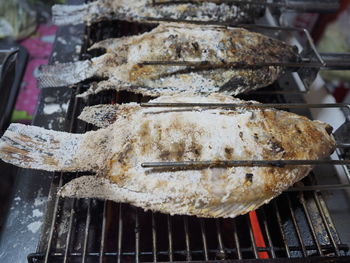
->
xmin=27 ymin=1 xmax=350 ymax=263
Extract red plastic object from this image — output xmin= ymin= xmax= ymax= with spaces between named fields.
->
xmin=249 ymin=211 xmax=269 ymax=259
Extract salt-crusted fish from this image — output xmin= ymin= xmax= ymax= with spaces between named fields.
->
xmin=0 ymin=94 xmax=335 ymax=218
xmin=40 ymin=23 xmax=298 ymax=97
xmin=52 ymin=0 xmax=264 ymax=26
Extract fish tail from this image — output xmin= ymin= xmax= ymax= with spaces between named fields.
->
xmin=0 ymin=124 xmax=84 ymax=172
xmin=38 ymin=60 xmax=94 ymax=88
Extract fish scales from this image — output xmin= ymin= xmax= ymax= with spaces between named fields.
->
xmin=0 ymin=94 xmax=335 ymax=218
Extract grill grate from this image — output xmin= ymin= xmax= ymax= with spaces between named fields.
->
xmin=27 ymin=8 xmax=350 ymax=263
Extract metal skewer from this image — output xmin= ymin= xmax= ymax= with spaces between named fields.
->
xmin=141 ymin=160 xmax=350 ymax=168
xmin=151 ymin=0 xmax=339 ymax=13
xmin=140 ymin=102 xmax=350 ymax=109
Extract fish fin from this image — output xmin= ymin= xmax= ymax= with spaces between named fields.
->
xmin=89 ymin=36 xmax=131 ymax=51
xmin=79 ymin=105 xmax=120 ymax=128
xmin=77 ymin=80 xmax=164 ymax=98
xmin=59 ymin=176 xmax=147 ymax=204
xmin=0 ymin=123 xmax=85 ymax=172
xmin=52 ymin=2 xmax=110 ymax=26
xmin=39 ymin=60 xmax=95 ymax=88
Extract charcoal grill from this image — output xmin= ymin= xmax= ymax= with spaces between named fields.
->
xmin=0 ymin=0 xmax=347 ymax=263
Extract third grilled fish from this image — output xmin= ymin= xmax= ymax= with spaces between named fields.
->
xmin=52 ymin=0 xmax=264 ymax=26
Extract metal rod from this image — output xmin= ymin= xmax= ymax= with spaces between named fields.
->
xmin=99 ymin=201 xmax=107 ymax=263
xmin=299 ymin=193 xmax=324 ymax=256
xmin=150 ymin=0 xmax=339 ymax=13
xmin=117 ymin=204 xmax=123 ymax=263
xmin=273 ymin=200 xmax=291 ymax=258
xmin=247 ymin=214 xmax=259 ymax=258
xmin=167 ymin=215 xmax=174 ymax=262
xmin=141 ymin=159 xmax=350 ymax=168
xmin=63 ymin=199 xmax=76 ymax=263
xmin=82 ymin=199 xmax=91 ymax=263
xmin=286 ymin=194 xmax=307 ymax=257
xmin=139 ymin=60 xmax=327 ymax=69
xmin=216 ymin=219 xmax=226 ymax=259
xmin=287 ymin=184 xmax=350 ymax=192
xmin=141 ymin=102 xmax=349 ymax=109
xmin=336 ymin=143 xmax=350 ymax=149
xmin=183 ymin=217 xmax=192 ymax=261
xmin=32 ymin=244 xmax=350 ymax=257
xmin=232 ymin=219 xmax=242 ymax=259
xmin=44 ymin=173 xmax=64 ymax=263
xmin=135 ymin=208 xmax=140 ymax=263
xmin=152 ymin=213 xmax=157 ymax=262
xmin=260 ymin=209 xmax=276 ymax=258
xmin=313 ymin=192 xmax=340 ymax=256
xmin=199 ymin=219 xmax=209 ymax=260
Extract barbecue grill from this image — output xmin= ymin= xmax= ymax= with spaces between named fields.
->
xmin=1 ymin=0 xmax=350 ymax=262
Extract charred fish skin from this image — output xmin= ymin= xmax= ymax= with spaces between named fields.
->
xmin=52 ymin=0 xmax=264 ymax=26
xmin=40 ymin=23 xmax=299 ymax=97
xmin=0 ymin=94 xmax=335 ymax=218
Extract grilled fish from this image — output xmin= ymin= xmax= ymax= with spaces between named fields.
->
xmin=52 ymin=0 xmax=264 ymax=26
xmin=40 ymin=23 xmax=298 ymax=97
xmin=0 ymin=94 xmax=335 ymax=218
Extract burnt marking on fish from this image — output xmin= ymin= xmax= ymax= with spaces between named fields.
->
xmin=171 ymin=141 xmax=186 ymax=161
xmin=294 ymin=124 xmax=302 ymax=134
xmin=269 ymin=139 xmax=284 ymax=154
xmin=139 ymin=120 xmax=151 ymax=154
xmin=254 ymin=133 xmax=259 ymax=141
xmin=224 ymin=147 xmax=233 ymax=160
xmin=159 ymin=150 xmax=171 ymax=160
xmin=245 ymin=173 xmax=253 ymax=184
xmin=189 ymin=140 xmax=203 ymax=159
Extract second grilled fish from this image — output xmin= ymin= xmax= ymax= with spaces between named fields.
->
xmin=40 ymin=23 xmax=298 ymax=97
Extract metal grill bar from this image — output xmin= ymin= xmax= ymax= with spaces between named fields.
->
xmin=215 ymin=219 xmax=226 ymax=259
xmin=167 ymin=215 xmax=173 ymax=261
xmin=199 ymin=219 xmax=209 ymax=260
xmin=286 ymin=195 xmax=307 ymax=257
xmin=141 ymin=160 xmax=350 ymax=168
xmin=135 ymin=208 xmax=140 ymax=263
xmin=259 ymin=209 xmax=276 ymax=258
xmin=99 ymin=201 xmax=107 ymax=263
xmin=117 ymin=203 xmax=123 ymax=263
xmin=298 ymin=193 xmax=324 ymax=256
xmin=313 ymin=193 xmax=341 ymax=256
xmin=43 ymin=174 xmax=63 ymax=263
xmin=273 ymin=200 xmax=291 ymax=258
xmin=183 ymin=217 xmax=192 ymax=261
xmin=63 ymin=199 xmax=75 ymax=263
xmin=247 ymin=215 xmax=259 ymax=258
xmin=287 ymin=184 xmax=350 ymax=192
xmin=81 ymin=199 xmax=91 ymax=263
xmin=152 ymin=212 xmax=157 ymax=262
xmin=232 ymin=219 xmax=242 ymax=259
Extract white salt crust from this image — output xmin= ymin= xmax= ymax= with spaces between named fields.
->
xmin=0 ymin=94 xmax=335 ymax=218
xmin=52 ymin=0 xmax=259 ymax=26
